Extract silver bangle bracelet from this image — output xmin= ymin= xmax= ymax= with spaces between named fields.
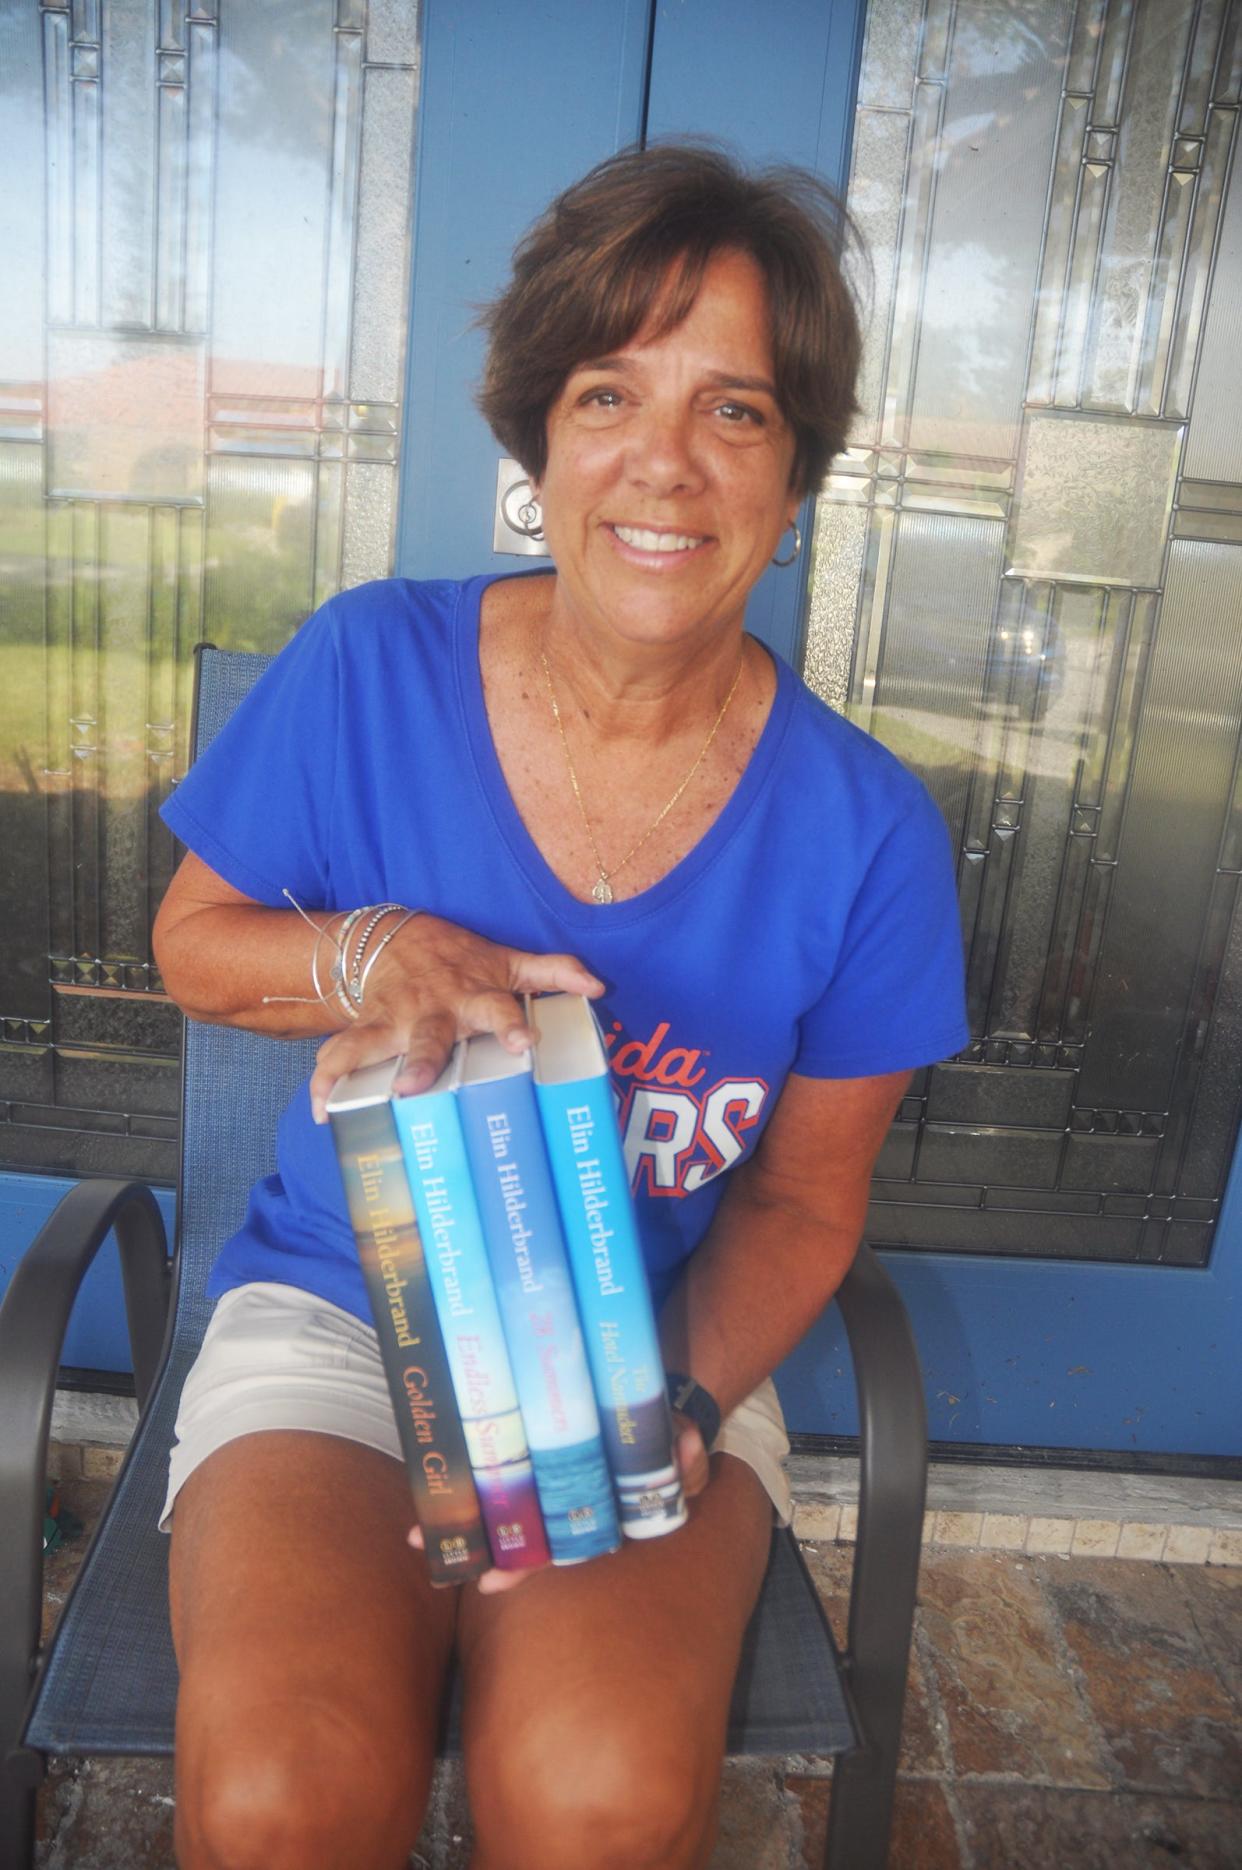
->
xmin=357 ymin=908 xmax=420 ymax=1003
xmin=345 ymin=902 xmax=406 ymax=1007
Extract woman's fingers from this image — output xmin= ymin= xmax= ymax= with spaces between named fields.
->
xmin=509 ymin=949 xmax=605 ymax=998
xmin=306 ymin=917 xmax=607 ymax=1120
xmin=308 ymin=1024 xmax=401 ymax=1123
xmin=475 ymin=1564 xmax=542 ymax=1595
xmin=389 ymin=1006 xmax=459 ymax=1097
xmin=673 ymin=1419 xmax=711 ymax=1499
xmin=407 ymin=1524 xmax=541 ymax=1594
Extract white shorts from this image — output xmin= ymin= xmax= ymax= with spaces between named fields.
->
xmin=160 ymin=1281 xmax=792 ymax=1533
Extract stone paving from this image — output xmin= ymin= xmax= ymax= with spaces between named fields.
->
xmin=34 ymin=1474 xmax=1242 ymax=1868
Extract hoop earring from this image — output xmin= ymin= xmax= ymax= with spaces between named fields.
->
xmin=771 ymin=520 xmax=802 ymax=567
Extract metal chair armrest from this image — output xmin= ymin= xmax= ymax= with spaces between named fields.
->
xmin=823 ymin=1243 xmax=928 ymax=1869
xmin=0 ymin=1179 xmax=170 ymax=1855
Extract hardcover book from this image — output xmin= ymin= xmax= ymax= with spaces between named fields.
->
xmin=457 ymin=1032 xmax=621 ymax=1564
xmin=327 ymin=1058 xmax=489 ymax=1586
xmin=530 ymin=993 xmax=686 ymax=1538
xmin=394 ymin=1055 xmax=550 ymax=1572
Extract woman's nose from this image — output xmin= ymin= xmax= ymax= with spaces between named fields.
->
xmin=625 ymin=405 xmax=705 ymax=495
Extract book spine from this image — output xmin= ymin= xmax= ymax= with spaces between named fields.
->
xmin=394 ymin=1088 xmax=550 ymax=1572
xmin=457 ymin=1066 xmax=620 ymax=1564
xmin=330 ymin=1099 xmax=489 ymax=1585
xmin=536 ymin=1074 xmax=686 ymax=1538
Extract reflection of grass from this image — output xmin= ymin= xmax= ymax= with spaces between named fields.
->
xmin=0 ymin=645 xmax=190 ymax=794
xmin=1 ymin=498 xmax=313 ymax=652
xmin=865 ymin=708 xmax=978 ymax=778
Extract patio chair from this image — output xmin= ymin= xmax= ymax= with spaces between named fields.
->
xmin=0 ymin=647 xmax=928 ymax=1870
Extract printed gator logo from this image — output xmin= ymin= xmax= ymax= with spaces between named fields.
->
xmin=601 ymin=1019 xmax=770 ymax=1198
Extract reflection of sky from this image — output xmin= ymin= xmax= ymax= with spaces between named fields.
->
xmin=949 ymin=4 xmax=1070 ymax=83
xmin=212 ymin=45 xmax=335 ymax=371
xmin=917 ymin=239 xmax=1018 ymax=398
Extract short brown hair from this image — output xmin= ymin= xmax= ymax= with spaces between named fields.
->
xmin=477 ymin=143 xmax=862 ymax=498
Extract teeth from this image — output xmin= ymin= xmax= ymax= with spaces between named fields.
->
xmin=613 ymin=526 xmax=703 ymax=553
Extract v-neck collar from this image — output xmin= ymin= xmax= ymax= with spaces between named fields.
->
xmin=453 ymin=570 xmax=796 ymax=930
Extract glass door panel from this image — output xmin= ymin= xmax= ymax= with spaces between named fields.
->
xmin=0 ymin=1 xmax=419 ymax=1184
xmin=805 ymin=0 xmax=1242 ymax=1272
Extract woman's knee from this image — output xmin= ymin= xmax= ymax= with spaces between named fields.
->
xmin=175 ymin=1694 xmax=427 ymax=1870
xmin=469 ymin=1709 xmax=719 ymax=1870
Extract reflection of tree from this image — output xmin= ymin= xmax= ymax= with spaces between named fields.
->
xmin=905 ymin=1 xmax=1074 ymax=455
xmin=215 ymin=33 xmax=335 ymax=167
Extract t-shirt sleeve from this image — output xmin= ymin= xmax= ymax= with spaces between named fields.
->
xmin=794 ymin=778 xmax=969 ymax=1078
xmin=159 ymin=601 xmax=342 ymax=908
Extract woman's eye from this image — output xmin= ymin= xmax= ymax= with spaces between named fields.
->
xmin=716 ymin=401 xmax=762 ymax=426
xmin=580 ymin=387 xmax=623 ymax=409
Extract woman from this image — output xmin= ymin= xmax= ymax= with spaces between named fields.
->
xmin=154 ymin=145 xmax=967 ymax=1869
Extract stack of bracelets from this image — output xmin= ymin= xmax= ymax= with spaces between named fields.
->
xmin=316 ymin=903 xmax=420 ymax=1020
xmin=261 ymin=893 xmax=422 ymax=1021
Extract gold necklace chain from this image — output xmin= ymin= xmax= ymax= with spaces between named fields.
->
xmin=539 ymin=645 xmax=745 ymax=905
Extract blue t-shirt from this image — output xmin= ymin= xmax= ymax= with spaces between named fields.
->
xmin=161 ymin=573 xmax=968 ymax=1321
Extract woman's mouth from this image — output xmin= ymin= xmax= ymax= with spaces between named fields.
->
xmin=609 ymin=525 xmax=710 ymax=555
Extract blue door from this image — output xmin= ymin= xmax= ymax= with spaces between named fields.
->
xmin=397 ymin=0 xmax=1242 ymax=1460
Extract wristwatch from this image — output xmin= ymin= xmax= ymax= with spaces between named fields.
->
xmin=666 ymin=1371 xmax=722 ymax=1452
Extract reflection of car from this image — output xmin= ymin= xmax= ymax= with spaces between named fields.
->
xmin=996 ymin=612 xmax=1064 ymax=723
xmin=873 ymin=599 xmax=1065 ymax=727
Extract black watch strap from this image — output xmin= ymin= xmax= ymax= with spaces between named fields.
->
xmin=666 ymin=1371 xmax=722 ymax=1451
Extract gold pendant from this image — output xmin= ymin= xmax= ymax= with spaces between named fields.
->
xmin=592 ymin=877 xmax=614 ymax=905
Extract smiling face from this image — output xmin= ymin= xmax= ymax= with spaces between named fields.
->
xmin=536 ymin=248 xmax=800 ymax=657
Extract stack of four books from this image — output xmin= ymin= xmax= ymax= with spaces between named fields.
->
xmin=327 ymin=993 xmax=686 ymax=1586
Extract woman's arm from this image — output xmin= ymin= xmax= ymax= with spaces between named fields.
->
xmin=153 ymin=851 xmax=603 ymax=1118
xmin=658 ymin=1067 xmax=911 ymax=1493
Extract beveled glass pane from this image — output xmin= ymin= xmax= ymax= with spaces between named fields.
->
xmin=1083 ymin=0 xmax=1194 ymax=411
xmin=1008 ymin=413 xmax=1182 ymax=586
xmin=101 ymin=0 xmax=156 ymax=328
xmin=908 ymin=0 xmax=1073 ymax=460
xmin=1182 ymin=116 xmax=1242 ymax=482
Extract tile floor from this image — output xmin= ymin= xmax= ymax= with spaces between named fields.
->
xmin=34 ymin=1474 xmax=1242 ymax=1869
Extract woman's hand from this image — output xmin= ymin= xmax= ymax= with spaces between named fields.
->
xmin=309 ymin=912 xmax=603 ymax=1121
xmin=406 ymin=1523 xmax=546 ymax=1594
xmin=411 ymin=1417 xmax=709 ymax=1591
xmin=672 ymin=1414 xmax=711 ymax=1500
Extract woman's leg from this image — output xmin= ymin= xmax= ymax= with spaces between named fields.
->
xmin=170 ymin=1430 xmax=459 ymax=1870
xmin=456 ymin=1452 xmax=773 ymax=1870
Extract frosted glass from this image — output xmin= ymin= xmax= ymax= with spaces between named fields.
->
xmin=804 ymin=503 xmax=866 ymax=714
xmin=351 ymin=65 xmax=418 ymax=403
xmin=1009 ymin=413 xmax=1182 ymax=587
xmin=342 ymin=460 xmax=397 ymax=589
xmin=366 ymin=0 xmax=420 ymax=65
xmin=857 ymin=0 xmax=921 ymax=110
